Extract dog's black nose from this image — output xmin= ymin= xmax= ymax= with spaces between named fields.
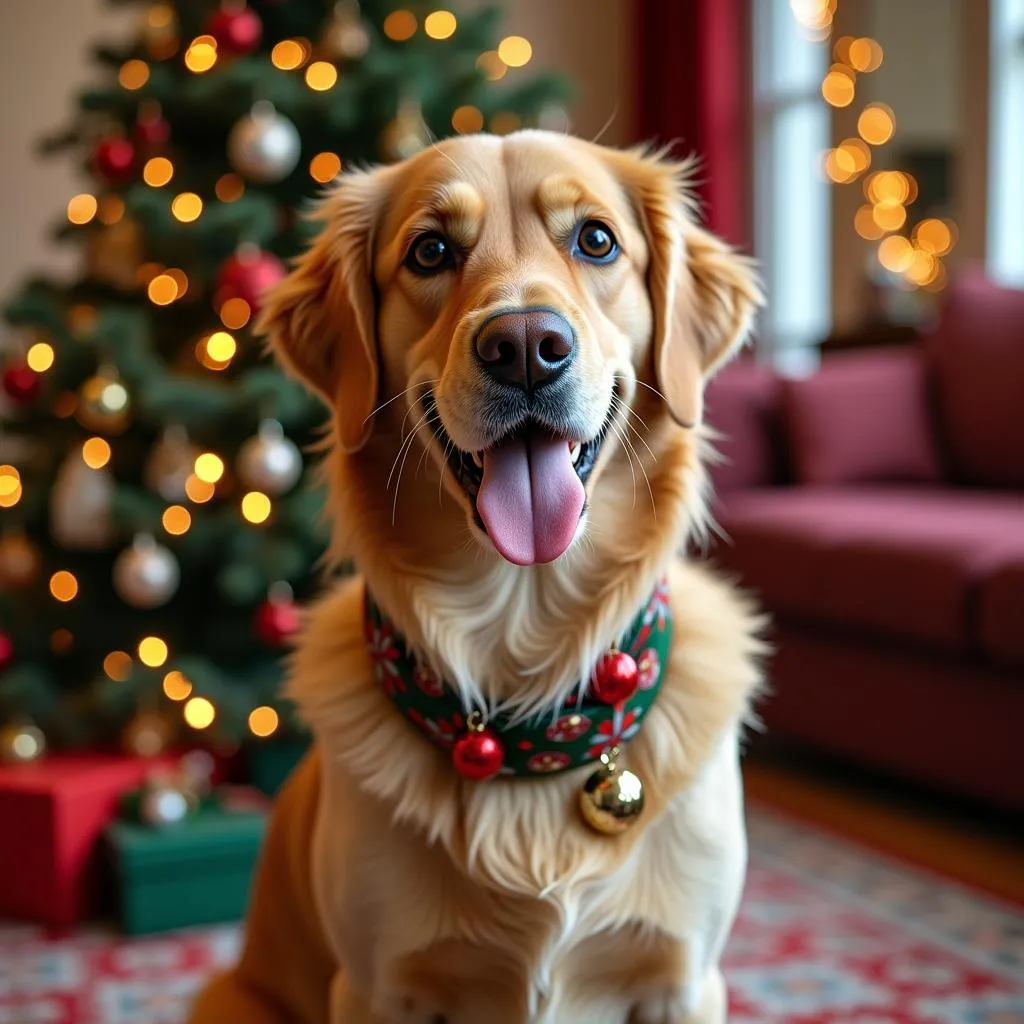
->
xmin=475 ymin=308 xmax=575 ymax=392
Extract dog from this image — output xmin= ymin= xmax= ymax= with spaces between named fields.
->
xmin=188 ymin=130 xmax=765 ymax=1024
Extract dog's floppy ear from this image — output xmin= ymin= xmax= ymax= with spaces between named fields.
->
xmin=618 ymin=150 xmax=764 ymax=427
xmin=258 ymin=166 xmax=392 ymax=452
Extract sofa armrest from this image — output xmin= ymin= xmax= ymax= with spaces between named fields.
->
xmin=704 ymin=359 xmax=786 ymax=493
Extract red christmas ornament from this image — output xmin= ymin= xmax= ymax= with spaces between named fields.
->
xmin=206 ymin=5 xmax=263 ymax=55
xmin=0 ymin=632 xmax=14 ymax=673
xmin=216 ymin=249 xmax=286 ymax=313
xmin=2 ymin=363 xmax=41 ymax=405
xmin=591 ymin=649 xmax=639 ymax=705
xmin=93 ymin=137 xmax=136 ymax=183
xmin=134 ymin=113 xmax=171 ymax=148
xmin=254 ymin=596 xmax=301 ymax=646
xmin=452 ymin=721 xmax=504 ymax=781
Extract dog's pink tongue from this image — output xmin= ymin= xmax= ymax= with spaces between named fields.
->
xmin=478 ymin=427 xmax=585 ymax=566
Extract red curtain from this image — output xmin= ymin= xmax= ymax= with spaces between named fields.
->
xmin=634 ymin=0 xmax=752 ymax=247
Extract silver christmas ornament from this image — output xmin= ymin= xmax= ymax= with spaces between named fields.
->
xmin=145 ymin=425 xmax=199 ymax=502
xmin=51 ymin=452 xmax=115 ymax=550
xmin=238 ymin=419 xmax=302 ymax=495
xmin=113 ymin=533 xmax=180 ymax=609
xmin=140 ymin=780 xmax=190 ymax=826
xmin=227 ymin=101 xmax=301 ymax=183
xmin=76 ymin=365 xmax=131 ymax=435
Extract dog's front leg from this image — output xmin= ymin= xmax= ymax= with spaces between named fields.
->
xmin=630 ymin=966 xmax=726 ymax=1024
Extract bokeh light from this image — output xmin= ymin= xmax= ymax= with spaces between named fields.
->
xmin=872 ymin=202 xmax=907 ymax=232
xmin=383 ymin=10 xmax=417 ymax=41
xmin=490 ymin=111 xmax=522 ymax=136
xmin=98 ymin=195 xmax=125 ymax=224
xmin=848 ymin=37 xmax=884 ymax=72
xmin=119 ymin=59 xmax=150 ymax=90
xmin=476 ymin=50 xmax=507 ymax=81
xmin=878 ymin=235 xmax=914 ymax=273
xmin=185 ymin=474 xmax=216 ymax=503
xmin=27 ymin=342 xmax=55 ymax=372
xmin=305 ymin=61 xmax=338 ymax=91
xmin=838 ymin=138 xmax=871 ymax=174
xmin=82 ymin=437 xmax=112 ymax=469
xmin=309 ymin=152 xmax=342 ymax=183
xmin=215 ymin=173 xmax=245 ymax=203
xmin=425 ymin=11 xmax=457 ymax=39
xmin=138 ymin=636 xmax=169 ymax=668
xmin=163 ymin=670 xmax=193 ymax=701
xmin=271 ymin=39 xmax=308 ymax=70
xmin=147 ymin=273 xmax=179 ymax=305
xmin=103 ymin=651 xmax=133 ymax=681
xmin=241 ymin=491 xmax=271 ymax=524
xmin=451 ymin=105 xmax=484 ymax=134
xmin=914 ymin=218 xmax=957 ymax=256
xmin=194 ymin=452 xmax=225 ymax=484
xmin=50 ymin=570 xmax=79 ymax=602
xmin=854 ymin=204 xmax=885 ymax=240
xmin=184 ymin=696 xmax=215 ymax=729
xmin=248 ymin=705 xmax=280 ymax=737
xmin=822 ymin=65 xmax=856 ymax=107
xmin=904 ymin=248 xmax=937 ymax=287
xmin=143 ymin=156 xmax=174 ymax=187
xmin=498 ymin=35 xmax=532 ymax=67
xmin=205 ymin=331 xmax=236 ymax=362
xmin=67 ymin=193 xmax=98 ymax=225
xmin=0 ymin=466 xmax=21 ymax=503
xmin=162 ymin=505 xmax=192 ymax=535
xmin=184 ymin=40 xmax=217 ymax=73
xmin=858 ymin=104 xmax=895 ymax=146
xmin=219 ymin=297 xmax=251 ymax=329
xmin=171 ymin=192 xmax=203 ymax=222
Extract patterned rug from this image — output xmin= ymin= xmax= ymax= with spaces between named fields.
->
xmin=2 ymin=805 xmax=1022 ymax=1023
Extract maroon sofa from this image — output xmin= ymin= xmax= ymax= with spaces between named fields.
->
xmin=704 ymin=273 xmax=1024 ymax=812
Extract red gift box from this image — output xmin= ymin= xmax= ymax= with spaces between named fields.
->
xmin=0 ymin=754 xmax=172 ymax=931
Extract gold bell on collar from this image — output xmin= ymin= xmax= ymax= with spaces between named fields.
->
xmin=579 ymin=745 xmax=645 ymax=836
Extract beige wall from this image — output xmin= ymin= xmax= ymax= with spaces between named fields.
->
xmin=0 ymin=0 xmax=632 ymax=302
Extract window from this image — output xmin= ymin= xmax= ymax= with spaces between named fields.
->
xmin=988 ymin=0 xmax=1024 ymax=285
xmin=753 ymin=0 xmax=831 ymax=371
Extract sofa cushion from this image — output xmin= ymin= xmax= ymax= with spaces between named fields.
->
xmin=979 ymin=561 xmax=1024 ymax=667
xmin=925 ymin=272 xmax=1024 ymax=487
xmin=782 ymin=349 xmax=941 ymax=486
xmin=704 ymin=360 xmax=785 ymax=493
xmin=714 ymin=487 xmax=1024 ymax=655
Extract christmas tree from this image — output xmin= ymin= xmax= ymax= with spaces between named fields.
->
xmin=0 ymin=0 xmax=568 ymax=761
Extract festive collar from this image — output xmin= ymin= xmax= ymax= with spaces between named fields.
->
xmin=364 ymin=579 xmax=671 ymax=779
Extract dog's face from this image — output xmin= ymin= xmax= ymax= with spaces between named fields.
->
xmin=262 ymin=132 xmax=761 ymax=566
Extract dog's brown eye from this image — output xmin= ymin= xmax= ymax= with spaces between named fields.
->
xmin=575 ymin=220 xmax=619 ymax=263
xmin=407 ymin=232 xmax=454 ymax=275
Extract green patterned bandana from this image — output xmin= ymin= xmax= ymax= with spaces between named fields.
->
xmin=364 ymin=579 xmax=671 ymax=777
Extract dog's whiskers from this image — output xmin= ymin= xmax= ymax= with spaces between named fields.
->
xmin=610 ymin=395 xmax=657 ymax=462
xmin=386 ymin=405 xmax=432 ymax=494
xmin=390 ymin=410 xmax=438 ymax=526
xmin=610 ymin=411 xmax=657 ymax=518
xmin=365 ymin=379 xmax=439 ymax=424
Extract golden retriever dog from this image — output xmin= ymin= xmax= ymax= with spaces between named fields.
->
xmin=189 ymin=130 xmax=765 ymax=1024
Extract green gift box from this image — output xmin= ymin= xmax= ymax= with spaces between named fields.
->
xmin=106 ymin=807 xmax=267 ymax=935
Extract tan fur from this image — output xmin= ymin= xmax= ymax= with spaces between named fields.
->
xmin=189 ymin=131 xmax=765 ymax=1024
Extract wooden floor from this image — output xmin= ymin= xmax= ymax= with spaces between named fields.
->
xmin=742 ymin=743 xmax=1024 ymax=906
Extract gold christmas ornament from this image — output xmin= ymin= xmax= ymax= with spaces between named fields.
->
xmin=0 ymin=530 xmax=41 ymax=588
xmin=380 ymin=97 xmax=430 ymax=162
xmin=76 ymin=366 xmax=131 ymax=434
xmin=324 ymin=0 xmax=370 ymax=60
xmin=122 ymin=710 xmax=173 ymax=757
xmin=0 ymin=720 xmax=47 ymax=763
xmin=579 ymin=746 xmax=645 ymax=836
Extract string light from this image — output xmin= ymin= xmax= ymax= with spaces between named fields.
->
xmin=196 ymin=336 xmax=232 ymax=371
xmin=50 ymin=570 xmax=79 ymax=602
xmin=497 ymin=35 xmax=532 ymax=67
xmin=171 ymin=192 xmax=203 ymax=222
xmin=67 ymin=193 xmax=98 ymax=225
xmin=82 ymin=437 xmax=112 ymax=469
xmin=878 ymin=235 xmax=914 ymax=273
xmin=241 ymin=491 xmax=271 ymax=524
xmin=822 ymin=65 xmax=856 ymax=107
xmin=248 ymin=705 xmax=280 ymax=737
xmin=451 ymin=105 xmax=484 ymax=134
xmin=858 ymin=104 xmax=895 ymax=146
xmin=148 ymin=273 xmax=179 ymax=305
xmin=205 ymin=331 xmax=236 ymax=363
xmin=309 ymin=152 xmax=342 ymax=183
xmin=185 ymin=39 xmax=217 ymax=73
xmin=162 ymin=505 xmax=191 ymax=535
xmin=98 ymin=195 xmax=125 ymax=224
xmin=271 ymin=39 xmax=308 ymax=70
xmin=424 ymin=11 xmax=457 ymax=39
xmin=854 ymin=205 xmax=885 ymax=240
xmin=0 ymin=466 xmax=20 ymax=504
xmin=0 ymin=481 xmax=21 ymax=508
xmin=305 ymin=61 xmax=338 ymax=91
xmin=184 ymin=696 xmax=216 ymax=729
xmin=185 ymin=474 xmax=215 ymax=503
xmin=118 ymin=59 xmax=150 ymax=90
xmin=163 ymin=670 xmax=192 ymax=701
xmin=848 ymin=37 xmax=883 ymax=72
xmin=383 ymin=10 xmax=417 ymax=40
xmin=26 ymin=342 xmax=54 ymax=372
xmin=872 ymin=202 xmax=907 ymax=232
xmin=913 ymin=218 xmax=956 ymax=256
xmin=138 ymin=636 xmax=169 ymax=668
xmin=103 ymin=651 xmax=133 ymax=681
xmin=194 ymin=452 xmax=225 ymax=483
xmin=904 ymin=249 xmax=937 ymax=287
xmin=143 ymin=156 xmax=174 ymax=187
xmin=166 ymin=268 xmax=189 ymax=297
xmin=219 ymin=297 xmax=251 ymax=329
xmin=215 ymin=173 xmax=245 ymax=203
xmin=476 ymin=50 xmax=507 ymax=81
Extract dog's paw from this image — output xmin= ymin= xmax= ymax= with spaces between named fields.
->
xmin=629 ymin=990 xmax=691 ymax=1024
